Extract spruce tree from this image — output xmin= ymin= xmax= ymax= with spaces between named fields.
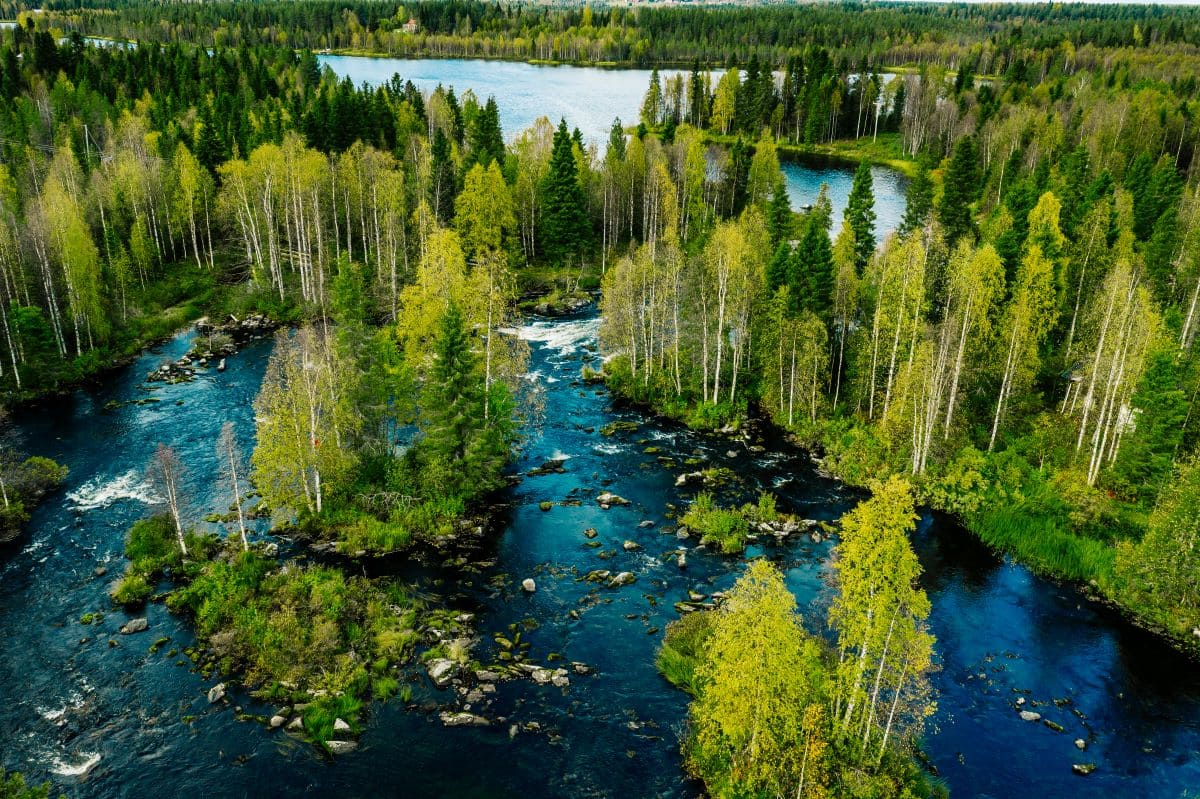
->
xmin=466 ymin=96 xmax=504 ymax=169
xmin=899 ymin=159 xmax=933 ymax=235
xmin=423 ymin=304 xmax=480 ymax=491
xmin=641 ymin=68 xmax=663 ymax=129
xmin=844 ymin=160 xmax=876 ymax=273
xmin=767 ymin=177 xmax=793 ymax=249
xmin=430 ymin=128 xmax=459 ymax=225
xmin=538 ymin=119 xmax=591 ymax=266
xmin=791 ymin=215 xmax=834 ymax=315
xmin=938 ymin=135 xmax=980 ymax=244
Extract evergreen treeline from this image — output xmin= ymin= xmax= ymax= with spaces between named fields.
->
xmin=31 ymin=0 xmax=1200 ymax=81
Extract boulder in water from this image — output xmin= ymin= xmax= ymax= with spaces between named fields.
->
xmin=596 ymin=492 xmax=629 ymax=506
xmin=207 ymin=683 xmax=226 ymax=704
xmin=609 ymin=571 xmax=636 ymax=588
xmin=333 ymin=718 xmax=351 ymax=733
xmin=622 ymin=540 xmax=640 ymax=551
xmin=269 ymin=715 xmax=286 ymax=729
xmin=1072 ymin=763 xmax=1096 ymax=776
xmin=427 ymin=658 xmax=457 ymax=686
xmin=440 ymin=711 xmax=489 ymax=727
xmin=120 ymin=618 xmax=148 ymax=635
xmin=521 ymin=578 xmax=537 ymax=593
xmin=326 ymin=740 xmax=358 ymax=755
xmin=1075 ymin=739 xmax=1087 ymax=750
xmin=1019 ymin=710 xmax=1041 ymax=722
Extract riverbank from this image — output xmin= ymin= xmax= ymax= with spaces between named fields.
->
xmin=0 ymin=264 xmax=297 ymax=408
xmin=601 ymin=371 xmax=1200 ymax=662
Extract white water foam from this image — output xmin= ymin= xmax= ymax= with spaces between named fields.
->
xmin=592 ymin=443 xmax=622 ymax=455
xmin=67 ymin=470 xmax=160 ymax=511
xmin=513 ymin=317 xmax=600 ymax=356
xmin=51 ymin=752 xmax=100 ymax=777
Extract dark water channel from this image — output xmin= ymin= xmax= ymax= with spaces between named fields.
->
xmin=1 ymin=312 xmax=1198 ymax=798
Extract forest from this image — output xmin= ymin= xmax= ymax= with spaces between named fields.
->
xmin=0 ymin=2 xmax=1199 ymax=798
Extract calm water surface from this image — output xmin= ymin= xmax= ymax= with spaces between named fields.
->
xmin=318 ymin=56 xmax=908 ymax=237
xmin=2 ymin=311 xmax=1198 ymax=798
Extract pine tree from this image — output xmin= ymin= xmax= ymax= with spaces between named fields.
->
xmin=845 ymin=160 xmax=877 ymax=273
xmin=538 ymin=119 xmax=591 ymax=266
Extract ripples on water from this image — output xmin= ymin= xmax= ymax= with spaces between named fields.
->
xmin=1 ymin=312 xmax=1199 ymax=798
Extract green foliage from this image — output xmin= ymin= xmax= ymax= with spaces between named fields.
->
xmin=0 ymin=769 xmax=55 ymax=799
xmin=538 ymin=119 xmax=591 ymax=265
xmin=845 ymin=160 xmax=877 ymax=273
xmin=684 ymin=560 xmax=833 ymax=799
xmin=166 ymin=544 xmax=424 ymax=738
xmin=938 ymin=136 xmax=980 ymax=243
xmin=656 ymin=610 xmax=715 ymax=695
xmin=683 ymin=492 xmax=750 ymax=554
xmin=1114 ymin=458 xmax=1200 ymax=644
xmin=112 ymin=514 xmax=183 ymax=606
xmin=111 ymin=571 xmax=153 ymax=606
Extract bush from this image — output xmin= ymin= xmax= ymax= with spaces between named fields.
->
xmin=125 ymin=515 xmax=182 ymax=573
xmin=683 ymin=492 xmax=750 ymax=554
xmin=657 ymin=611 xmax=715 ymax=695
xmin=111 ymin=571 xmax=153 ymax=606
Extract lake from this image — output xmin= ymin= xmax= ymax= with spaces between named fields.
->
xmin=318 ymin=55 xmax=908 ymax=237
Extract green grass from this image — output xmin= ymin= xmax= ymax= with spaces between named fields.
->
xmin=702 ymin=131 xmax=918 ymax=176
xmin=970 ymin=506 xmax=1116 ymax=585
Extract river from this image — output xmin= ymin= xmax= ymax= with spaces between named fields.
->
xmin=318 ymin=55 xmax=909 ymax=238
xmin=2 ymin=309 xmax=1199 ymax=798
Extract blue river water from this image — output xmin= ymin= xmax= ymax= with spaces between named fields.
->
xmin=1 ymin=310 xmax=1198 ymax=798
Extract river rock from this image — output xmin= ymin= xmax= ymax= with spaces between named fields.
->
xmin=531 ymin=668 xmax=553 ymax=684
xmin=119 ymin=617 xmax=148 ymax=635
xmin=93 ymin=566 xmax=107 ymax=577
xmin=521 ymin=578 xmax=537 ymax=593
xmin=622 ymin=540 xmax=640 ymax=551
xmin=440 ymin=711 xmax=489 ymax=727
xmin=675 ymin=527 xmax=690 ymax=539
xmin=475 ymin=670 xmax=501 ymax=683
xmin=551 ymin=673 xmax=570 ymax=688
xmin=287 ymin=717 xmax=304 ymax=731
xmin=1075 ymin=739 xmax=1087 ymax=750
xmin=1019 ymin=710 xmax=1041 ymax=722
xmin=596 ymin=492 xmax=630 ymax=506
xmin=677 ymin=552 xmax=687 ymax=569
xmin=207 ymin=683 xmax=226 ymax=703
xmin=333 ymin=718 xmax=351 ymax=733
xmin=325 ymin=740 xmax=358 ymax=755
xmin=427 ymin=658 xmax=457 ymax=686
xmin=1072 ymin=763 xmax=1096 ymax=776
xmin=725 ymin=450 xmax=738 ymax=458
xmin=638 ymin=520 xmax=655 ymax=528
xmin=675 ymin=471 xmax=703 ymax=487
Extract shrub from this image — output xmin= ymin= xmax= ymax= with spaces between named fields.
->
xmin=111 ymin=571 xmax=153 ymax=606
xmin=683 ymin=492 xmax=750 ymax=554
xmin=657 ymin=610 xmax=715 ymax=695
